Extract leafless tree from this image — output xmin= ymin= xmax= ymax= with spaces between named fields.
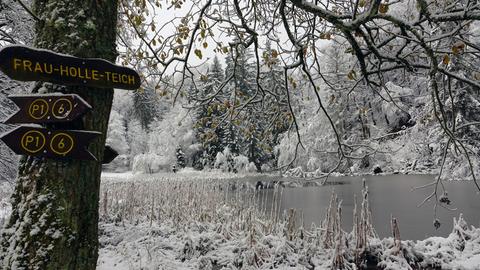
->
xmin=108 ymin=0 xmax=480 ymax=224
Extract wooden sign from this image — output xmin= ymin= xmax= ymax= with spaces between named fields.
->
xmin=0 ymin=45 xmax=140 ymax=90
xmin=4 ymin=94 xmax=91 ymax=124
xmin=102 ymin=145 xmax=119 ymax=164
xmin=0 ymin=126 xmax=100 ymax=160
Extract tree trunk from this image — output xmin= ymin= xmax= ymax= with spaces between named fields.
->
xmin=0 ymin=0 xmax=118 ymax=269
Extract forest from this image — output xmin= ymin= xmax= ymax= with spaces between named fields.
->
xmin=0 ymin=0 xmax=478 ymax=181
xmin=104 ymin=2 xmax=480 ymax=183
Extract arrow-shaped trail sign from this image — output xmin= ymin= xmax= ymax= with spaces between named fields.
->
xmin=0 ymin=45 xmax=141 ymax=90
xmin=1 ymin=126 xmax=100 ymax=160
xmin=4 ymin=94 xmax=91 ymax=124
xmin=102 ymin=145 xmax=119 ymax=164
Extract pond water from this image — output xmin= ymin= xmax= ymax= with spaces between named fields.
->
xmin=251 ymin=174 xmax=480 ymax=240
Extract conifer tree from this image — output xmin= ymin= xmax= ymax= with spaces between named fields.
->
xmin=260 ymin=41 xmax=290 ymax=164
xmin=133 ymin=87 xmax=158 ymax=131
xmin=225 ymin=43 xmax=260 ymax=165
xmin=225 ymin=43 xmax=256 ymax=100
xmin=194 ymin=56 xmax=228 ymax=167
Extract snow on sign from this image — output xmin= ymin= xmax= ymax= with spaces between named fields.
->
xmin=0 ymin=126 xmax=100 ymax=160
xmin=4 ymin=94 xmax=92 ymax=124
xmin=0 ymin=45 xmax=140 ymax=90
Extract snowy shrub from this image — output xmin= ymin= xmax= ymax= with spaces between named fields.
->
xmin=276 ymin=134 xmax=300 ymax=170
xmin=381 ymin=101 xmax=412 ymax=132
xmin=233 ymin=155 xmax=249 ymax=172
xmin=148 ymin=105 xmax=197 ymax=169
xmin=260 ymin=164 xmax=271 ymax=172
xmin=106 ymin=110 xmax=130 ymax=155
xmin=313 ymin=168 xmax=326 ymax=177
xmin=127 ymin=119 xmax=149 ymax=162
xmin=214 ymin=148 xmax=234 ymax=172
xmin=349 ymin=163 xmax=360 ymax=174
xmin=246 ymin=162 xmax=257 ymax=173
xmin=307 ymin=157 xmax=321 ymax=171
xmin=214 ymin=150 xmax=227 ymax=171
xmin=188 ymin=143 xmax=202 ymax=154
xmin=284 ymin=166 xmax=305 ymax=177
xmin=103 ymin=154 xmax=130 ymax=173
xmin=132 ymin=153 xmax=170 ymax=174
xmin=276 ymin=106 xmax=343 ymax=174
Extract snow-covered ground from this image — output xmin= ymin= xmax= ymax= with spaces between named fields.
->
xmin=1 ymin=172 xmax=480 ymax=269
xmin=0 ymin=182 xmax=13 ymax=228
xmin=101 ymin=167 xmax=266 ymax=183
xmin=96 ymin=172 xmax=480 ymax=269
xmin=97 ymin=217 xmax=480 ymax=270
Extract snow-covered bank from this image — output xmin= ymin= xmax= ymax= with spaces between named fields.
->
xmin=283 ymin=165 xmax=438 ymax=180
xmin=1 ymin=172 xmax=479 ymax=269
xmin=101 ymin=168 xmax=262 ymax=183
xmin=97 ymin=173 xmax=480 ymax=269
xmin=97 ymin=217 xmax=480 ymax=270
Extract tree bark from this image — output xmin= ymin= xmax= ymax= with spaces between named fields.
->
xmin=0 ymin=0 xmax=118 ymax=269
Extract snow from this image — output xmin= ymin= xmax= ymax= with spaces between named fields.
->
xmin=101 ymin=171 xmax=136 ymax=180
xmin=94 ymin=172 xmax=480 ymax=269
xmin=1 ymin=172 xmax=480 ymax=269
xmin=0 ymin=202 xmax=11 ymax=228
xmin=97 ymin=216 xmax=480 ymax=270
xmin=1 ymin=0 xmax=479 ymax=267
xmin=460 ymin=255 xmax=480 ymax=270
xmin=101 ymin=168 xmax=247 ymax=184
xmin=132 ymin=153 xmax=170 ymax=174
xmin=97 ymin=249 xmax=130 ymax=270
xmin=0 ymin=182 xmax=13 ymax=228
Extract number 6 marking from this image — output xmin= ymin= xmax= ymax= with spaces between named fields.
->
xmin=58 ymin=138 xmax=65 ymax=149
xmin=52 ymin=98 xmax=73 ymax=119
xmin=50 ymin=133 xmax=74 ymax=156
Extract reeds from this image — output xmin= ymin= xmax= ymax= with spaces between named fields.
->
xmin=98 ymin=176 xmax=384 ymax=269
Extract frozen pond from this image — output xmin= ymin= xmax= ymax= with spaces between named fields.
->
xmin=251 ymin=174 xmax=480 ymax=240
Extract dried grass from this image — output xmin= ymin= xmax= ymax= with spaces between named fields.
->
xmin=99 ymin=177 xmax=379 ymax=268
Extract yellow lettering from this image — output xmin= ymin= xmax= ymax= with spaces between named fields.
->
xmin=60 ymin=65 xmax=69 ymax=76
xmin=112 ymin=73 xmax=119 ymax=83
xmin=25 ymin=135 xmax=34 ymax=146
xmin=77 ymin=67 xmax=84 ymax=79
xmin=23 ymin=60 xmax=32 ymax=72
xmin=92 ymin=70 xmax=99 ymax=80
xmin=84 ymin=69 xmax=91 ymax=80
xmin=105 ymin=72 xmax=112 ymax=81
xmin=43 ymin=63 xmax=53 ymax=74
xmin=31 ymin=104 xmax=40 ymax=114
xmin=128 ymin=75 xmax=135 ymax=85
xmin=121 ymin=74 xmax=128 ymax=84
xmin=69 ymin=67 xmax=77 ymax=77
xmin=34 ymin=63 xmax=43 ymax=73
xmin=13 ymin=58 xmax=22 ymax=70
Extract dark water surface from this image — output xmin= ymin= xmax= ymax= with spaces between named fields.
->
xmin=252 ymin=174 xmax=480 ymax=240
